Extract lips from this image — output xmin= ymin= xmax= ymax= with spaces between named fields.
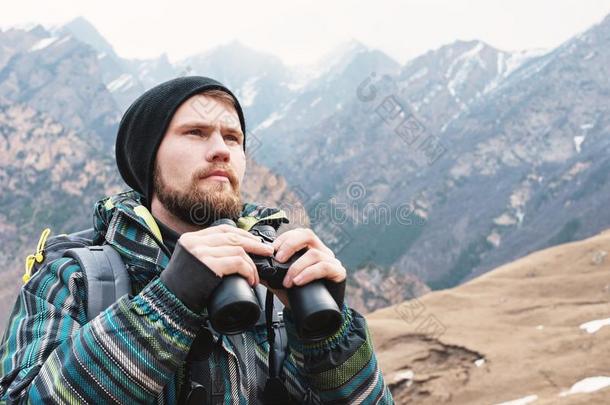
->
xmin=204 ymin=170 xmax=230 ymax=179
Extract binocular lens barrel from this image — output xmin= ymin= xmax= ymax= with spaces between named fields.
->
xmin=206 ymin=219 xmax=342 ymax=339
xmin=207 ymin=275 xmax=261 ymax=334
xmin=288 ymin=281 xmax=342 ymax=340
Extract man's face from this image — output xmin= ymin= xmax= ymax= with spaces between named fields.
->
xmin=152 ymin=93 xmax=246 ymax=226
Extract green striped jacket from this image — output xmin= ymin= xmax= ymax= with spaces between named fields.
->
xmin=0 ymin=190 xmax=394 ymax=404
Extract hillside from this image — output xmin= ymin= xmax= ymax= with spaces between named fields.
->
xmin=368 ymin=229 xmax=610 ymax=404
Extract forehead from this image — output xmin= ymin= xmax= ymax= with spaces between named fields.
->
xmin=170 ymin=93 xmax=241 ymax=130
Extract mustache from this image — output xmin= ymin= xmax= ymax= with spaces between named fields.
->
xmin=195 ymin=165 xmax=239 ymax=185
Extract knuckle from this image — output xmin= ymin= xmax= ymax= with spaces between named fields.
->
xmin=286 ymin=265 xmax=300 ymax=278
xmin=311 ymin=249 xmax=325 ymax=260
xmin=303 ymin=249 xmax=319 ymax=262
xmin=229 ymin=245 xmax=243 ymax=255
xmin=178 ymin=234 xmax=193 ymax=246
xmin=189 ymin=245 xmax=203 ymax=256
xmin=227 ymin=233 xmax=240 ymax=245
xmin=240 ymin=261 xmax=254 ymax=275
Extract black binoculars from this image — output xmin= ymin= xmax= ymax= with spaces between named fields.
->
xmin=206 ymin=219 xmax=342 ymax=340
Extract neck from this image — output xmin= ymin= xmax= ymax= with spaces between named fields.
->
xmin=150 ymin=195 xmax=203 ymax=235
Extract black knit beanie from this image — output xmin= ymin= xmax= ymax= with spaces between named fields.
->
xmin=115 ymin=76 xmax=247 ymax=209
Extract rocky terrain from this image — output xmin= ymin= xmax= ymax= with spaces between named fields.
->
xmin=369 ymin=229 xmax=610 ymax=404
xmin=2 ymin=13 xmax=610 ymax=326
xmin=0 ymin=22 xmax=309 ymax=327
xmin=253 ymin=14 xmax=610 ymax=292
xmin=0 ymin=101 xmax=307 ymax=327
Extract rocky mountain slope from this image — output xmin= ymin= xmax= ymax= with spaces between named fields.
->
xmin=0 ymin=97 xmax=307 ymax=327
xmin=253 ymin=14 xmax=610 ymax=292
xmin=368 ymin=228 xmax=610 ymax=404
xmin=2 ymin=13 xmax=610 ymax=324
xmin=0 ymin=23 xmax=309 ymax=328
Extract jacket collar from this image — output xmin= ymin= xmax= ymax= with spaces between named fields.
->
xmin=92 ymin=190 xmax=289 ymax=283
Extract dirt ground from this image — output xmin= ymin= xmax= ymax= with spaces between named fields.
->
xmin=367 ymin=229 xmax=610 ymax=404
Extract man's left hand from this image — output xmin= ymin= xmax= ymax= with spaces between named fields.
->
xmin=263 ymin=228 xmax=346 ymax=308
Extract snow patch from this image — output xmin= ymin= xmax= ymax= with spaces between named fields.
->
xmin=484 ymin=48 xmax=548 ymax=94
xmin=54 ymin=36 xmax=70 ymax=47
xmin=401 ymin=67 xmax=428 ymax=86
xmin=573 ymin=135 xmax=586 ymax=153
xmin=254 ymin=111 xmax=284 ymax=132
xmin=515 ymin=210 xmax=524 ymax=225
xmin=580 ymin=318 xmax=610 ymax=334
xmin=391 ymin=369 xmax=414 ymax=386
xmin=310 ymin=97 xmax=322 ymax=107
xmin=238 ymin=76 xmax=259 ymax=107
xmin=107 ymin=74 xmax=135 ymax=92
xmin=445 ymin=42 xmax=485 ymax=109
xmin=559 ymin=376 xmax=610 ymax=397
xmin=30 ymin=37 xmax=58 ymax=51
xmin=440 ymin=110 xmax=463 ymax=133
xmin=502 ymin=50 xmax=546 ymax=77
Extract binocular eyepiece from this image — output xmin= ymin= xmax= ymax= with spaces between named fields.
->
xmin=206 ymin=219 xmax=342 ymax=340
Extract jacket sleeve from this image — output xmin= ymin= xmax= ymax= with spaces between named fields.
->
xmin=0 ymin=256 xmax=204 ymax=404
xmin=280 ymin=303 xmax=394 ymax=404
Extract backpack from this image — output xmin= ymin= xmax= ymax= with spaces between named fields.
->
xmin=22 ymin=227 xmax=292 ymax=404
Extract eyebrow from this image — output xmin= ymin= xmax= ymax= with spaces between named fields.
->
xmin=175 ymin=121 xmax=244 ymax=139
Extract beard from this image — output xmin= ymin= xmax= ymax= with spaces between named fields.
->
xmin=153 ymin=163 xmax=243 ymax=227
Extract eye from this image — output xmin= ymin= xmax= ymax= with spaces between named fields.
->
xmin=185 ymin=128 xmax=203 ymax=136
xmin=224 ymin=134 xmax=241 ymax=144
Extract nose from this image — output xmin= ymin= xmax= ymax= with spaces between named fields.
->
xmin=205 ymin=130 xmax=230 ymax=163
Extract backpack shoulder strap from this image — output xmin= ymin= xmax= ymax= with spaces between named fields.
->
xmin=64 ymin=245 xmax=130 ymax=320
xmin=254 ymin=285 xmax=288 ymax=378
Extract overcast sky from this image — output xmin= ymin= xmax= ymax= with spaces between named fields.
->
xmin=1 ymin=0 xmax=610 ymax=66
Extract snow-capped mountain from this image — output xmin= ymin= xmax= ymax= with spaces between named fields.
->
xmin=1 ymin=14 xmax=610 ymax=316
xmin=176 ymin=40 xmax=295 ymax=128
xmin=0 ymin=23 xmax=120 ymax=145
xmin=246 ymin=14 xmax=610 ymax=290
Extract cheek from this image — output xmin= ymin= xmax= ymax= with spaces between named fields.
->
xmin=232 ymin=150 xmax=246 ymax=180
xmin=159 ymin=142 xmax=198 ymax=184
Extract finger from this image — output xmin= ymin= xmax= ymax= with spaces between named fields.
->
xmin=193 ymin=245 xmax=258 ymax=282
xmin=189 ymin=245 xmax=244 ymax=258
xmin=275 ymin=228 xmax=333 ymax=262
xmin=223 ymin=232 xmax=274 ymax=257
xmin=283 ymin=248 xmax=325 ymax=288
xmin=179 ymin=227 xmax=260 ymax=251
xmin=194 ymin=224 xmax=261 ymax=240
xmin=291 ymin=261 xmax=334 ymax=286
xmin=205 ymin=256 xmax=257 ymax=286
xmin=244 ymin=252 xmax=259 ymax=285
xmin=274 ymin=229 xmax=311 ymax=262
xmin=272 ymin=229 xmax=291 ymax=250
xmin=190 ymin=233 xmax=273 ymax=256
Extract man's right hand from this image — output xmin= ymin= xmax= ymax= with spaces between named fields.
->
xmin=177 ymin=224 xmax=273 ymax=286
